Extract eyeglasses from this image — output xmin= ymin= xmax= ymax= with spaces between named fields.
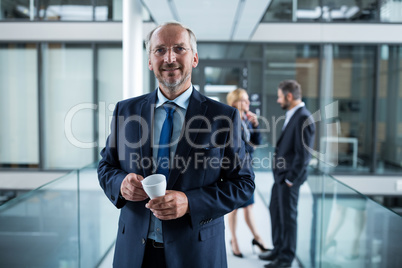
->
xmin=151 ymin=46 xmax=192 ymax=57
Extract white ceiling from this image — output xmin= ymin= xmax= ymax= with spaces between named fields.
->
xmin=141 ymin=0 xmax=272 ymax=41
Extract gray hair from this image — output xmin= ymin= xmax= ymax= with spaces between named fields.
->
xmin=145 ymin=21 xmax=198 ymax=55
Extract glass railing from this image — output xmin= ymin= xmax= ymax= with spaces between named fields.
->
xmin=2 ymin=162 xmax=401 ymax=267
xmin=256 ymin=167 xmax=402 ymax=268
xmin=0 ymin=163 xmax=118 ymax=268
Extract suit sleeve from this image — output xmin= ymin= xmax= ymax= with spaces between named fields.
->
xmin=249 ymin=121 xmax=262 ymax=147
xmin=286 ymin=114 xmax=315 ymax=183
xmin=97 ymin=102 xmax=128 ymax=208
xmin=185 ymin=109 xmax=255 ymax=228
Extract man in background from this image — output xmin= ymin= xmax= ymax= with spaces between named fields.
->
xmin=259 ymin=80 xmax=315 ymax=268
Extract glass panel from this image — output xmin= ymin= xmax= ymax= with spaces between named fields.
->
xmin=78 ymin=165 xmax=119 ymax=267
xmin=94 ymin=0 xmax=150 ymax=21
xmin=94 ymin=0 xmax=116 ymax=21
xmin=296 ymin=170 xmax=402 ymax=267
xmin=297 ymin=172 xmax=323 ymax=268
xmin=0 ymin=0 xmax=34 ymax=20
xmin=296 ymin=0 xmax=321 ymax=21
xmin=0 ymin=164 xmax=120 ymax=266
xmin=38 ymin=0 xmax=93 ymax=21
xmin=0 ymin=44 xmax=39 ymax=168
xmin=321 ymin=0 xmax=378 ymax=22
xmin=380 ymin=0 xmax=402 ymax=22
xmin=377 ymin=45 xmax=402 ymax=173
xmin=261 ymin=0 xmax=379 ymax=22
xmin=0 ymin=171 xmax=79 ymax=267
xmin=197 ymin=44 xmax=261 ymax=60
xmin=94 ymin=0 xmax=110 ymax=21
xmin=262 ymin=0 xmax=293 ymax=22
xmin=321 ymin=175 xmax=369 ymax=265
xmin=320 ymin=45 xmax=376 ymax=173
xmin=42 ymin=44 xmax=94 ymax=169
xmin=203 ymin=65 xmax=245 ymax=103
xmin=97 ymin=45 xmax=123 ymax=158
xmin=263 ymin=44 xmax=320 ymax=148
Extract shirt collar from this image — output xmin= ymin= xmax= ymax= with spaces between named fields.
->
xmin=156 ymin=84 xmax=193 ymax=110
xmin=286 ymin=101 xmax=305 ymax=119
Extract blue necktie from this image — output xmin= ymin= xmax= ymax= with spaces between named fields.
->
xmin=156 ymin=103 xmax=176 ymax=180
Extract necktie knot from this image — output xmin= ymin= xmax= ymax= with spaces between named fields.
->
xmin=163 ymin=102 xmax=176 ymax=118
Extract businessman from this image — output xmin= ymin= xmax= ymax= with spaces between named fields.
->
xmin=259 ymin=80 xmax=315 ymax=267
xmin=97 ymin=22 xmax=255 ymax=268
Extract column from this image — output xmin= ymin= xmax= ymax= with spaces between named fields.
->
xmin=123 ymin=0 xmax=143 ymax=99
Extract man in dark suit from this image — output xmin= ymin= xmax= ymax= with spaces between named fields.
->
xmin=259 ymin=80 xmax=315 ymax=267
xmin=97 ymin=22 xmax=255 ymax=268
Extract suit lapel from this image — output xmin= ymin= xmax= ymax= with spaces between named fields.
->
xmin=167 ymin=88 xmax=208 ymax=189
xmin=276 ymin=106 xmax=304 ymax=146
xmin=139 ymin=90 xmax=157 ymax=177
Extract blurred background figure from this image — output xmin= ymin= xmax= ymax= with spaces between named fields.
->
xmin=226 ymin=88 xmax=269 ymax=258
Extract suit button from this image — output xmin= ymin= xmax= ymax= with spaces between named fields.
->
xmin=111 ymin=195 xmax=115 ymax=201
xmin=142 ymin=238 xmax=146 ymax=244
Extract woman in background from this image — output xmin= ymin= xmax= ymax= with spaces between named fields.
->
xmin=226 ymin=88 xmax=269 ymax=258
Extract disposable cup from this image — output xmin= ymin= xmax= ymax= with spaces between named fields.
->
xmin=141 ymin=174 xmax=166 ymax=199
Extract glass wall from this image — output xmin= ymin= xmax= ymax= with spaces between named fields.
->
xmin=0 ymin=41 xmax=401 ymax=174
xmin=263 ymin=44 xmax=320 ymax=147
xmin=321 ymin=45 xmax=376 ymax=173
xmin=194 ymin=42 xmax=402 ymax=174
xmin=1 ymin=0 xmax=401 ymax=22
xmin=0 ymin=0 xmax=34 ymax=20
xmin=377 ymin=45 xmax=402 ymax=173
xmin=381 ymin=0 xmax=402 ymax=22
xmin=42 ymin=44 xmax=94 ymax=169
xmin=0 ymin=44 xmax=39 ymax=168
xmin=39 ymin=0 xmax=94 ymax=21
xmin=261 ymin=0 xmax=402 ymax=22
xmin=97 ymin=44 xmax=123 ymax=153
xmin=0 ymin=42 xmax=129 ymax=170
xmin=0 ymin=0 xmax=155 ymax=21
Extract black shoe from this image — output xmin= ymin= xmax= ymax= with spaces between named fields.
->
xmin=232 ymin=251 xmax=243 ymax=258
xmin=252 ymin=239 xmax=271 ymax=253
xmin=230 ymin=240 xmax=243 ymax=258
xmin=258 ymin=251 xmax=277 ymax=261
xmin=264 ymin=259 xmax=292 ymax=268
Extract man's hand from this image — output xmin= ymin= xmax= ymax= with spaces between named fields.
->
xmin=120 ymin=173 xmax=148 ymax=201
xmin=145 ymin=190 xmax=189 ymax=220
xmin=246 ymin=111 xmax=259 ymax=127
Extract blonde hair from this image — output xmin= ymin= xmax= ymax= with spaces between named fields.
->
xmin=226 ymin=88 xmax=247 ymax=107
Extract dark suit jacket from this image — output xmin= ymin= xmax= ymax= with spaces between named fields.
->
xmin=97 ymin=88 xmax=255 ymax=268
xmin=273 ymin=106 xmax=315 ymax=186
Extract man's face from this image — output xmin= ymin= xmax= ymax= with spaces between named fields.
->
xmin=277 ymin=89 xmax=290 ymax=110
xmin=148 ymin=25 xmax=199 ymax=94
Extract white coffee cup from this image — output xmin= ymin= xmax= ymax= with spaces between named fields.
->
xmin=141 ymin=174 xmax=166 ymax=199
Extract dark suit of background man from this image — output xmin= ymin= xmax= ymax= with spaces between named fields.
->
xmin=259 ymin=80 xmax=315 ymax=268
xmin=97 ymin=22 xmax=255 ymax=268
